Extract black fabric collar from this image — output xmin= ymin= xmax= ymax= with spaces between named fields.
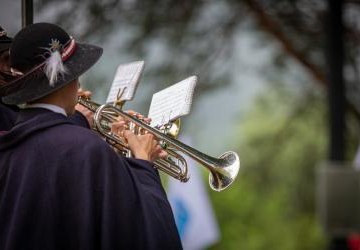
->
xmin=0 ymin=108 xmax=71 ymax=150
xmin=14 ymin=108 xmax=59 ymax=125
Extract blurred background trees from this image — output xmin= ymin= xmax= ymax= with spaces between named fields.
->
xmin=1 ymin=0 xmax=359 ymax=249
xmin=210 ymin=85 xmax=328 ymax=249
xmin=39 ymin=0 xmax=360 ymax=249
xmin=33 ymin=0 xmax=359 ymax=108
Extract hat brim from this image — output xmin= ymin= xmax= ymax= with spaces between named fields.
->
xmin=2 ymin=42 xmax=103 ymax=105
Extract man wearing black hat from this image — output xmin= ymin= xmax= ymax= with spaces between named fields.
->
xmin=0 ymin=25 xmax=18 ymax=131
xmin=0 ymin=23 xmax=182 ymax=250
xmin=0 ymin=25 xmax=98 ymax=131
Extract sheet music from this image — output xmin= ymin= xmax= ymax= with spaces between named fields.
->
xmin=148 ymin=76 xmax=197 ymax=127
xmin=106 ymin=61 xmax=145 ymax=103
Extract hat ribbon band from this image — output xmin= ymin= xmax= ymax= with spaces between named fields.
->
xmin=10 ymin=37 xmax=76 ymax=77
xmin=61 ymin=38 xmax=76 ymax=62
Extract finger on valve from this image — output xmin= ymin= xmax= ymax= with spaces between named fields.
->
xmin=115 ymin=115 xmax=128 ymax=128
xmin=123 ymin=131 xmax=146 ymax=159
xmin=154 ymin=144 xmax=168 ymax=160
xmin=126 ymin=110 xmax=151 ymax=124
xmin=111 ymin=120 xmax=127 ymax=137
xmin=158 ymin=150 xmax=168 ymax=159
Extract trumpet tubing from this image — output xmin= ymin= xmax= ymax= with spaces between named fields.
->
xmin=78 ymin=97 xmax=240 ymax=191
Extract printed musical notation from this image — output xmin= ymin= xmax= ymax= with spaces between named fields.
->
xmin=148 ymin=76 xmax=197 ymax=127
xmin=106 ymin=61 xmax=145 ymax=103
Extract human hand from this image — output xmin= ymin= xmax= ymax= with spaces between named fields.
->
xmin=75 ymin=104 xmax=94 ymax=126
xmin=111 ymin=118 xmax=127 ymax=137
xmin=77 ymin=88 xmax=92 ymax=99
xmin=124 ymin=110 xmax=151 ymax=135
xmin=126 ymin=110 xmax=151 ymax=125
xmin=123 ymin=131 xmax=167 ymax=162
xmin=75 ymin=88 xmax=94 ymax=126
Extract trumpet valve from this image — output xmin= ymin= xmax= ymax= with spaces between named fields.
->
xmin=158 ymin=119 xmax=181 ymax=138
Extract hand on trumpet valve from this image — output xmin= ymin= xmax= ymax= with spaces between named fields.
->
xmin=122 ymin=130 xmax=168 ymax=162
xmin=111 ymin=117 xmax=128 ymax=138
xmin=125 ymin=110 xmax=151 ymax=134
xmin=126 ymin=110 xmax=151 ymax=125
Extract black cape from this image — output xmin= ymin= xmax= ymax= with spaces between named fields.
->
xmin=0 ymin=102 xmax=18 ymax=131
xmin=0 ymin=108 xmax=182 ymax=250
xmin=0 ymin=101 xmax=90 ymax=132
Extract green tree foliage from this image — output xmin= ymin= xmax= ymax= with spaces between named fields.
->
xmin=208 ymin=86 xmax=328 ymax=249
xmin=34 ymin=0 xmax=360 ymax=118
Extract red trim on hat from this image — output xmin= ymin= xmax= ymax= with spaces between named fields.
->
xmin=61 ymin=38 xmax=76 ymax=61
xmin=10 ymin=37 xmax=76 ymax=77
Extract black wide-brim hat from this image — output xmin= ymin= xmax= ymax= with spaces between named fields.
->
xmin=0 ymin=25 xmax=13 ymax=52
xmin=1 ymin=23 xmax=103 ymax=105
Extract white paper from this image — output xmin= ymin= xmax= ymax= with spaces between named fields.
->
xmin=106 ymin=61 xmax=145 ymax=103
xmin=148 ymin=76 xmax=197 ymax=127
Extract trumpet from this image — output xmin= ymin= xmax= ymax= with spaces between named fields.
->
xmin=78 ymin=96 xmax=240 ymax=191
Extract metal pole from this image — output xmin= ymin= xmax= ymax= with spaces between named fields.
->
xmin=326 ymin=0 xmax=347 ymax=249
xmin=327 ymin=0 xmax=345 ymax=162
xmin=21 ymin=0 xmax=33 ymax=28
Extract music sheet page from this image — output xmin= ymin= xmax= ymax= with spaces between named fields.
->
xmin=148 ymin=76 xmax=197 ymax=127
xmin=106 ymin=61 xmax=145 ymax=103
